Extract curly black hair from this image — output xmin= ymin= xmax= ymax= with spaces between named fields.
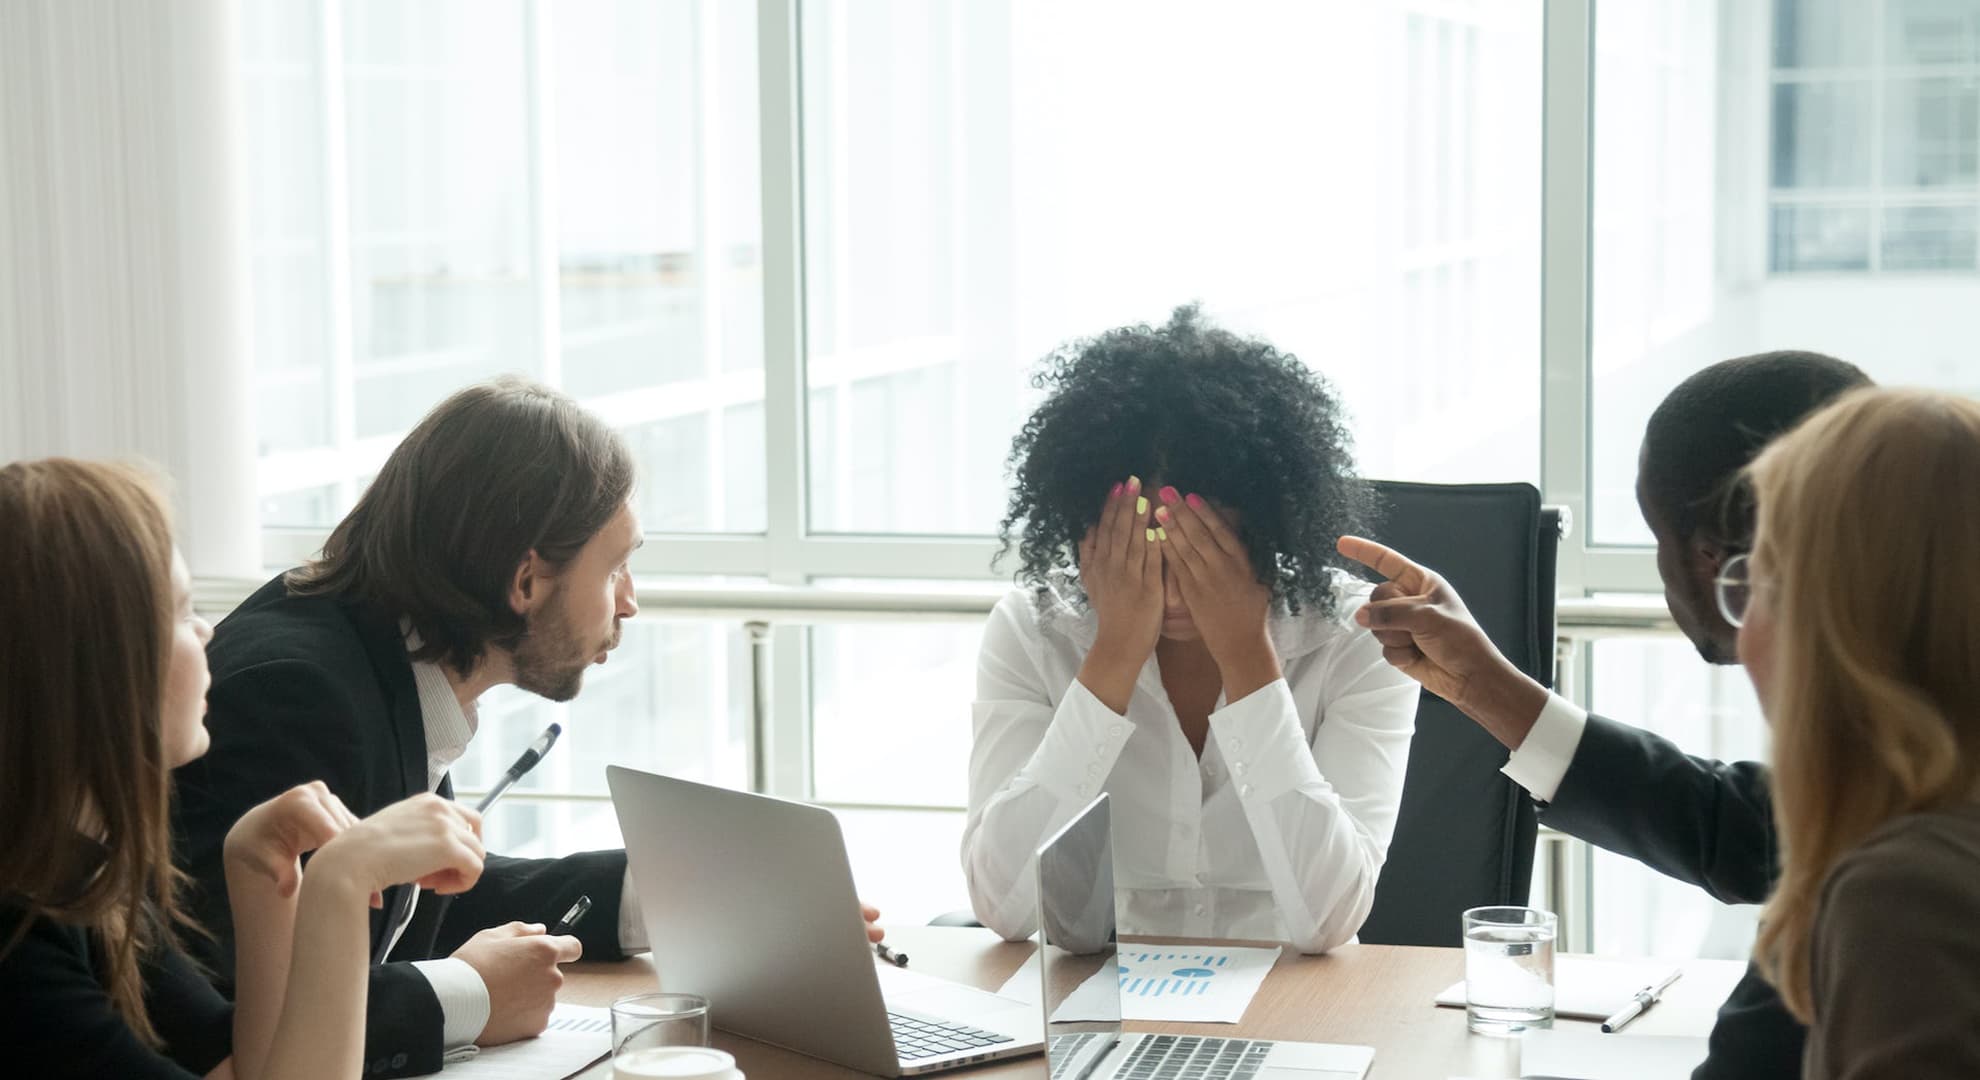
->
xmin=996 ymin=305 xmax=1371 ymax=617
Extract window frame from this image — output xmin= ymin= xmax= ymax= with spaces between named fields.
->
xmin=1767 ymin=0 xmax=1980 ymax=274
xmin=253 ymin=0 xmax=1660 ymax=804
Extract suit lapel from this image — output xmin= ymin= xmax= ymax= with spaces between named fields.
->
xmin=343 ymin=601 xmax=429 ymax=802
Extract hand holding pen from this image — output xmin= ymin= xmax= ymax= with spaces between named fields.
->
xmin=553 ymin=895 xmax=593 ymax=937
xmin=372 ymin=722 xmax=563 ymax=964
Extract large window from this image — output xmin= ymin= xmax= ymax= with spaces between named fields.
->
xmin=1772 ymin=0 xmax=1980 ymax=272
xmin=242 ymin=0 xmax=765 ymax=533
xmin=794 ymin=0 xmax=1544 ymax=919
xmin=235 ymin=0 xmax=1980 ymax=933
xmin=1588 ymin=0 xmax=1980 ymax=546
xmin=1584 ymin=636 xmax=1769 ymax=959
xmin=800 ymin=0 xmax=1545 ymax=539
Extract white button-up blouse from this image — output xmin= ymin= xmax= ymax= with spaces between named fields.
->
xmin=962 ymin=572 xmax=1420 ymax=954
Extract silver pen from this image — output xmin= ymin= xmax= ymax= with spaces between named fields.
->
xmin=476 ymin=723 xmax=563 ymax=813
xmin=1601 ymin=970 xmax=1682 ymax=1033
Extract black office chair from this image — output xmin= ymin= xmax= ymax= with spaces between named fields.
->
xmin=1352 ymin=480 xmax=1563 ymax=946
xmin=930 ymin=481 xmax=1563 ymax=939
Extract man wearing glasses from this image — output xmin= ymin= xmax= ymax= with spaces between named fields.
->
xmin=1338 ymin=351 xmax=1870 ymax=1080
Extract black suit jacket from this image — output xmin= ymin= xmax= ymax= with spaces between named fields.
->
xmin=172 ymin=575 xmax=630 ymax=1078
xmin=1541 ymin=713 xmax=1802 ymax=1080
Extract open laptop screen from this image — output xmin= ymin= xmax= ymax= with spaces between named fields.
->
xmin=1037 ymin=794 xmax=1122 ymax=1078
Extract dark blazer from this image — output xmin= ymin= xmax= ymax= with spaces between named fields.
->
xmin=0 ymin=906 xmax=233 ymax=1079
xmin=171 ymin=574 xmax=630 ymax=1079
xmin=1541 ymin=713 xmax=1802 ymax=1080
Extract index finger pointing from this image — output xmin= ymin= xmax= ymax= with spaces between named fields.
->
xmin=1336 ymin=535 xmax=1432 ymax=592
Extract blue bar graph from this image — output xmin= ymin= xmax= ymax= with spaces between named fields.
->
xmin=1121 ymin=952 xmax=1234 ymax=998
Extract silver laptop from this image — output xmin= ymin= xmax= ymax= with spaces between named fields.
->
xmin=1036 ymin=794 xmax=1375 ymax=1080
xmin=606 ymin=765 xmax=1043 ymax=1076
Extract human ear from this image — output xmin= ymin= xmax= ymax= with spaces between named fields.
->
xmin=509 ymin=551 xmax=544 ymax=616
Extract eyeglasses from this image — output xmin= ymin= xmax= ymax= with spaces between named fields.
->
xmin=1714 ymin=552 xmax=1757 ymax=628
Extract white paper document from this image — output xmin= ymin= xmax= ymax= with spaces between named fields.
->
xmin=444 ymin=1004 xmax=612 ymax=1079
xmin=997 ymin=945 xmax=1282 ymax=1024
xmin=1518 ymin=1029 xmax=1709 ymax=1079
xmin=1434 ymin=956 xmax=1685 ymax=1021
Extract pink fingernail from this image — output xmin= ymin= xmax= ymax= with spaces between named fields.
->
xmin=1185 ymin=493 xmax=1205 ymax=509
xmin=1155 ymin=506 xmax=1171 ymax=523
xmin=1111 ymin=482 xmax=1124 ymax=498
xmin=1160 ymin=485 xmax=1181 ymax=505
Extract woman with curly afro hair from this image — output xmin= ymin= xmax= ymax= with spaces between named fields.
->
xmin=961 ymin=306 xmax=1420 ymax=953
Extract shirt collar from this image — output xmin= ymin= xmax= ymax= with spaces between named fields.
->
xmin=401 ymin=620 xmax=479 ymax=771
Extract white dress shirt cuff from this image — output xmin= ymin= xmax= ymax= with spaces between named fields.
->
xmin=1023 ymin=677 xmax=1135 ymax=802
xmin=1500 ymin=693 xmax=1589 ymax=804
xmin=1209 ymin=678 xmax=1317 ymax=804
xmin=410 ymin=957 xmax=491 ymax=1049
xmin=619 ymin=867 xmax=649 ymax=953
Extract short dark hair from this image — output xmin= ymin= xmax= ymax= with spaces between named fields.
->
xmin=997 ymin=304 xmax=1370 ymax=616
xmin=1640 ymin=350 xmax=1872 ymax=548
xmin=288 ymin=376 xmax=635 ymax=673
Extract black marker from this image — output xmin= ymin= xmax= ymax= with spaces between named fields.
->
xmin=552 ymin=895 xmax=593 ymax=936
xmin=874 ymin=942 xmax=908 ymax=968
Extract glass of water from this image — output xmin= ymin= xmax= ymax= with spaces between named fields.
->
xmin=1462 ymin=906 xmax=1556 ymax=1035
xmin=611 ymin=993 xmax=711 ymax=1058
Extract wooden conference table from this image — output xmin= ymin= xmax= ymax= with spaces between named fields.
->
xmin=560 ymin=925 xmax=1740 ymax=1079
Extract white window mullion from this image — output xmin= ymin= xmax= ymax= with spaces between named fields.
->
xmin=1870 ymin=0 xmax=1888 ymax=273
xmin=695 ymin=0 xmax=730 ymax=530
xmin=1540 ymin=0 xmax=1596 ymax=597
xmin=758 ymin=0 xmax=808 ymax=585
xmin=757 ymin=0 xmax=813 ymax=799
xmin=320 ymin=0 xmax=358 ymax=512
xmin=525 ymin=0 xmax=562 ymax=386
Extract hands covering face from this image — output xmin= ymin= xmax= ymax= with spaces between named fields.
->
xmin=1079 ymin=479 xmax=1272 ymax=667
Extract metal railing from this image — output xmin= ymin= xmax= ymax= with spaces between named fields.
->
xmin=192 ymin=574 xmax=1677 ymax=948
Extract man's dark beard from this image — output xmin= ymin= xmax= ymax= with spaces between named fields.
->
xmin=511 ymin=601 xmax=610 ymax=702
xmin=513 ymin=647 xmax=586 ymax=702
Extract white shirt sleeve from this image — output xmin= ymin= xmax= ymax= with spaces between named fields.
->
xmin=1209 ymin=630 xmax=1420 ymax=955
xmin=1499 ymin=693 xmax=1589 ymax=804
xmin=962 ymin=597 xmax=1134 ymax=941
xmin=409 ymin=958 xmax=491 ymax=1049
xmin=617 ymin=867 xmax=648 ymax=953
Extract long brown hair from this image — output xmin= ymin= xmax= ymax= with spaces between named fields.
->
xmin=1749 ymin=389 xmax=1980 ymax=1020
xmin=0 ymin=458 xmax=192 ymax=1046
xmin=286 ymin=375 xmax=634 ymax=674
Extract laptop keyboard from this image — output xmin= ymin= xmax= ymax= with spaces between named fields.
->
xmin=887 ymin=1010 xmax=1016 ymax=1062
xmin=1117 ymin=1035 xmax=1272 ymax=1080
xmin=1049 ymin=1033 xmax=1108 ymax=1078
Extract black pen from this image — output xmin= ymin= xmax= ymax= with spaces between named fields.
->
xmin=552 ymin=895 xmax=592 ymax=936
xmin=874 ymin=942 xmax=908 ymax=968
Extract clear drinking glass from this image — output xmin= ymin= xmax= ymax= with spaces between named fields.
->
xmin=1462 ymin=906 xmax=1557 ymax=1035
xmin=611 ymin=993 xmax=711 ymax=1061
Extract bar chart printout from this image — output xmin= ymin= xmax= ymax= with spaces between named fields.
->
xmin=1116 ymin=946 xmax=1282 ymax=1023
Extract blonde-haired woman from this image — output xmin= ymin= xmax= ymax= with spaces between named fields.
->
xmin=0 ymin=458 xmax=487 ymax=1079
xmin=1728 ymin=388 xmax=1980 ymax=1076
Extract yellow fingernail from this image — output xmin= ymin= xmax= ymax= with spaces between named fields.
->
xmin=1136 ymin=496 xmax=1149 ymax=515
xmin=1145 ymin=527 xmax=1156 ymax=542
xmin=1156 ymin=527 xmax=1169 ymax=541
